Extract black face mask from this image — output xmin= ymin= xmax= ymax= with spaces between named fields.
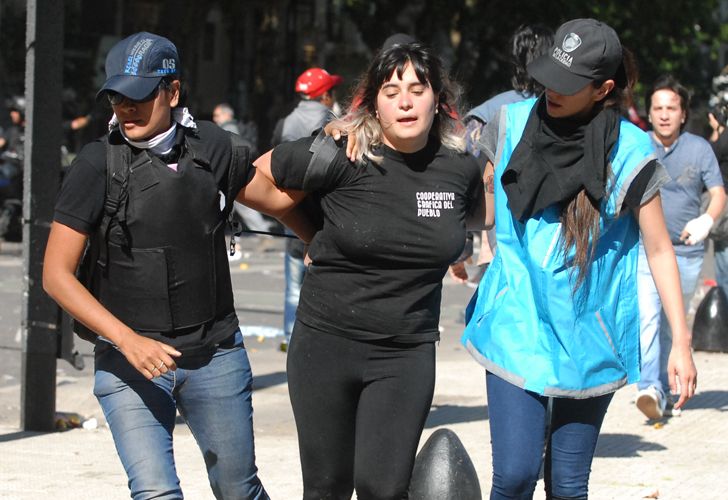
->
xmin=502 ymin=95 xmax=621 ymax=221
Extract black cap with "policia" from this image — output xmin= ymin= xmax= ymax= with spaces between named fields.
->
xmin=527 ymin=18 xmax=624 ymax=96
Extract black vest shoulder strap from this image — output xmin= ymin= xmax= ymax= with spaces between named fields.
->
xmin=225 ymin=132 xmax=256 ymax=253
xmin=303 ymin=129 xmax=340 ymax=192
xmin=225 ymin=132 xmax=251 ymax=218
xmin=98 ymin=136 xmax=132 ymax=267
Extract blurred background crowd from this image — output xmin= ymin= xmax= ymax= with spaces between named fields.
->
xmin=2 ymin=1 xmax=728 ymax=152
xmin=1 ymin=0 xmax=728 ymax=245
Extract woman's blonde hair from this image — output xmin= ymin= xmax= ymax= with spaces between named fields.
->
xmin=330 ymin=43 xmax=465 ymax=164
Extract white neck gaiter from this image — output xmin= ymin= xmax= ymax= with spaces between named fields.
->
xmin=108 ymin=107 xmax=197 ymax=156
xmin=121 ymin=122 xmax=177 ymax=156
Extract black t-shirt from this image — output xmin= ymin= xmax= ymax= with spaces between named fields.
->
xmin=54 ymin=121 xmax=251 ymax=354
xmin=272 ymin=136 xmax=482 ymax=343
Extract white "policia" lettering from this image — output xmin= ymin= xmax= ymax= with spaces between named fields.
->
xmin=552 ymin=47 xmax=573 ymax=68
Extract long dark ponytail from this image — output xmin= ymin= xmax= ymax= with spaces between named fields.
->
xmin=560 ymin=48 xmax=638 ymax=292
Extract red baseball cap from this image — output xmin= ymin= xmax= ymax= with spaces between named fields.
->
xmin=295 ymin=68 xmax=343 ymax=99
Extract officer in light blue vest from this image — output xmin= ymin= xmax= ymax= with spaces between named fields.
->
xmin=462 ymin=19 xmax=697 ymax=499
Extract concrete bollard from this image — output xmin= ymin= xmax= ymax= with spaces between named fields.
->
xmin=409 ymin=428 xmax=482 ymax=500
xmin=692 ymin=286 xmax=728 ymax=352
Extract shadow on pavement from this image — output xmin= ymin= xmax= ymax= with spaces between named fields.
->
xmin=682 ymin=390 xmax=728 ymax=411
xmin=425 ymin=404 xmax=488 ymax=428
xmin=595 ymin=433 xmax=667 ymax=457
xmin=252 ymin=371 xmax=287 ymax=391
xmin=0 ymin=430 xmax=49 ymax=443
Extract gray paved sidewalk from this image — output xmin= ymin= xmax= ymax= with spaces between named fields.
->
xmin=1 ymin=240 xmax=727 ymax=499
xmin=1 ymin=341 xmax=726 ymax=499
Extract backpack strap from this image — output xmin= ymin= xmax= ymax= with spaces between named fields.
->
xmin=303 ymin=129 xmax=340 ymax=192
xmin=98 ymin=136 xmax=131 ymax=268
xmin=72 ymin=134 xmax=131 ymax=342
xmin=72 ymin=233 xmax=101 ymax=342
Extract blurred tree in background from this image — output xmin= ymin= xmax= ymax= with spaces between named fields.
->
xmin=0 ymin=0 xmax=726 ymax=142
xmin=343 ymin=0 xmax=727 ymax=113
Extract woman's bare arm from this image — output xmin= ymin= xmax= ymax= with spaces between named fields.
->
xmin=466 ymin=160 xmax=495 ymax=230
xmin=635 ymin=193 xmax=697 ymax=409
xmin=238 ymin=149 xmax=318 ymax=243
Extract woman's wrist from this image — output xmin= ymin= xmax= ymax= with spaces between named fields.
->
xmin=670 ymin=327 xmax=693 ymax=348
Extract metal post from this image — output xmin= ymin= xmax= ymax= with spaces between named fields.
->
xmin=21 ymin=0 xmax=64 ymax=432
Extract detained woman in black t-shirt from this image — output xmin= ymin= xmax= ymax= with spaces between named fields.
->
xmin=254 ymin=43 xmax=485 ymax=499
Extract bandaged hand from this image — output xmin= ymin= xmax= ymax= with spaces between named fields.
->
xmin=680 ymin=213 xmax=714 ymax=245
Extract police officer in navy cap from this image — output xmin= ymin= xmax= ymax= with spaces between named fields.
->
xmin=43 ymin=32 xmax=314 ymax=500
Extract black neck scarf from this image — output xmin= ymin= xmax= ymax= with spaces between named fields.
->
xmin=502 ymin=95 xmax=621 ymax=221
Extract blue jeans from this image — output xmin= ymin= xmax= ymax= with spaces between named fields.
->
xmin=284 ymin=250 xmax=306 ymax=343
xmin=486 ymin=372 xmax=613 ymax=500
xmin=715 ymin=240 xmax=728 ymax=301
xmin=94 ymin=330 xmax=268 ymax=500
xmin=637 ymin=245 xmax=702 ymax=399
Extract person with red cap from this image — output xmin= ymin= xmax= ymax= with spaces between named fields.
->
xmin=279 ymin=67 xmax=343 ymax=143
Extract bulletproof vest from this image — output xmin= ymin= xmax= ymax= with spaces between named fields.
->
xmin=85 ymin=127 xmax=243 ymax=334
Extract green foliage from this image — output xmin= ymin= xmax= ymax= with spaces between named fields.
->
xmin=3 ymin=0 xmax=725 ymax=138
xmin=341 ymin=0 xmax=727 ymax=113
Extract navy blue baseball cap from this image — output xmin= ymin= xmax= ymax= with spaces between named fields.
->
xmin=96 ymin=32 xmax=179 ymax=101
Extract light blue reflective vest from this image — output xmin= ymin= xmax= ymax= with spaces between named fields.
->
xmin=462 ymin=98 xmax=656 ymax=398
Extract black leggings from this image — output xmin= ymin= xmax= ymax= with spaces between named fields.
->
xmin=287 ymin=322 xmax=436 ymax=500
